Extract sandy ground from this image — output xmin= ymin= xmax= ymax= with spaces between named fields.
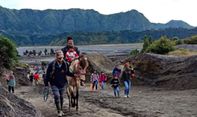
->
xmin=15 ymin=85 xmax=197 ymax=117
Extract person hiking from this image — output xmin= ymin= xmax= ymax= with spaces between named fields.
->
xmin=110 ymin=76 xmax=120 ymax=97
xmin=34 ymin=72 xmax=40 ymax=85
xmin=90 ymin=70 xmax=99 ymax=91
xmin=99 ymin=72 xmax=107 ymax=90
xmin=122 ymin=63 xmax=135 ymax=98
xmin=112 ymin=64 xmax=121 ymax=78
xmin=7 ymin=71 xmax=16 ymax=93
xmin=29 ymin=72 xmax=34 ymax=85
xmin=61 ymin=36 xmax=80 ymax=64
xmin=62 ymin=36 xmax=85 ymax=86
xmin=44 ymin=50 xmax=75 ymax=117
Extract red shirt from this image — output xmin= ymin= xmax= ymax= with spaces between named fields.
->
xmin=34 ymin=73 xmax=39 ymax=80
xmin=65 ymin=48 xmax=79 ymax=62
xmin=99 ymin=73 xmax=107 ymax=83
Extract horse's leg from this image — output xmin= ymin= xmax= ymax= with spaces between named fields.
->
xmin=68 ymin=95 xmax=71 ymax=111
xmin=71 ymin=96 xmax=75 ymax=107
xmin=76 ymin=88 xmax=79 ymax=111
xmin=66 ymin=87 xmax=71 ymax=111
xmin=73 ymin=86 xmax=76 ymax=108
xmin=70 ymin=86 xmax=75 ymax=108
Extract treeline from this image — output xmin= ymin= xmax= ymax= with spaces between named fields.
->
xmin=50 ymin=28 xmax=197 ymax=46
xmin=1 ymin=27 xmax=197 ymax=46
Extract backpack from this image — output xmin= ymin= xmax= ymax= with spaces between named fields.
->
xmin=50 ymin=60 xmax=68 ymax=79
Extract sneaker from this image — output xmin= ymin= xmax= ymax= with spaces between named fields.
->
xmin=60 ymin=111 xmax=65 ymax=116
xmin=58 ymin=111 xmax=62 ymax=117
xmin=127 ymin=95 xmax=130 ymax=98
xmin=124 ymin=95 xmax=127 ymax=98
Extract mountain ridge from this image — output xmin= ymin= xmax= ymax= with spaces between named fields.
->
xmin=0 ymin=6 xmax=194 ymax=35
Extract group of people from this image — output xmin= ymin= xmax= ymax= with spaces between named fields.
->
xmin=90 ymin=62 xmax=135 ymax=98
xmin=4 ymin=36 xmax=135 ymax=117
xmin=29 ymin=72 xmax=41 ymax=85
xmin=32 ymin=36 xmax=135 ymax=116
xmin=23 ymin=48 xmax=55 ymax=57
xmin=111 ymin=63 xmax=135 ymax=98
xmin=44 ymin=36 xmax=81 ymax=116
xmin=90 ymin=71 xmax=107 ymax=91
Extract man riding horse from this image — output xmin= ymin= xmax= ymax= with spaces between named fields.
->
xmin=61 ymin=36 xmax=80 ymax=63
xmin=61 ymin=36 xmax=88 ymax=111
xmin=61 ymin=36 xmax=87 ymax=86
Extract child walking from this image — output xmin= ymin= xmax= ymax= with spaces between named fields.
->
xmin=110 ymin=76 xmax=120 ymax=97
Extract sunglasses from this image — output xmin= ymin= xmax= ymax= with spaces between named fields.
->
xmin=57 ymin=57 xmax=63 ymax=60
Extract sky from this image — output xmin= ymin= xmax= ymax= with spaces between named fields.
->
xmin=0 ymin=0 xmax=196 ymax=26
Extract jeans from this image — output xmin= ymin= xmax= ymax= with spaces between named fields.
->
xmin=101 ymin=81 xmax=105 ymax=90
xmin=51 ymin=86 xmax=65 ymax=111
xmin=124 ymin=80 xmax=131 ymax=96
xmin=92 ymin=81 xmax=98 ymax=90
xmin=113 ymin=86 xmax=120 ymax=97
xmin=8 ymin=86 xmax=14 ymax=93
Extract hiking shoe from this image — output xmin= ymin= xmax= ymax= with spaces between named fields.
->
xmin=60 ymin=111 xmax=65 ymax=116
xmin=58 ymin=111 xmax=62 ymax=117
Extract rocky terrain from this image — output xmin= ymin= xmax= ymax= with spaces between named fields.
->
xmin=0 ymin=66 xmax=43 ymax=117
xmin=128 ymin=53 xmax=197 ymax=90
xmin=1 ymin=52 xmax=197 ymax=117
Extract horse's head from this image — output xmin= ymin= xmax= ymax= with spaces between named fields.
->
xmin=69 ymin=54 xmax=89 ymax=75
xmin=78 ymin=54 xmax=89 ymax=70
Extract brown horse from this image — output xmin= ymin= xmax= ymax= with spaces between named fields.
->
xmin=66 ymin=54 xmax=89 ymax=111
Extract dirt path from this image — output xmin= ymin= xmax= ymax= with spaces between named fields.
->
xmin=15 ymin=85 xmax=124 ymax=117
xmin=15 ymin=85 xmax=197 ymax=117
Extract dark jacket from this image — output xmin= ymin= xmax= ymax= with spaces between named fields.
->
xmin=44 ymin=60 xmax=74 ymax=88
xmin=122 ymin=68 xmax=134 ymax=81
xmin=61 ymin=46 xmax=80 ymax=61
xmin=110 ymin=79 xmax=120 ymax=88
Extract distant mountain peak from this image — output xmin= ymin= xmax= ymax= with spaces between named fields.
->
xmin=166 ymin=20 xmax=193 ymax=29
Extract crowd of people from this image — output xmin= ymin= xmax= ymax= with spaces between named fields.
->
xmin=3 ymin=36 xmax=136 ymax=117
xmin=90 ymin=62 xmax=135 ymax=98
xmin=23 ymin=48 xmax=55 ymax=57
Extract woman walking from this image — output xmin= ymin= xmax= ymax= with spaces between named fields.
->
xmin=122 ymin=63 xmax=135 ymax=98
xmin=7 ymin=71 xmax=16 ymax=93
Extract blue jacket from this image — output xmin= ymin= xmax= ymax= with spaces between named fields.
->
xmin=8 ymin=75 xmax=16 ymax=87
xmin=112 ymin=67 xmax=121 ymax=77
xmin=44 ymin=60 xmax=74 ymax=88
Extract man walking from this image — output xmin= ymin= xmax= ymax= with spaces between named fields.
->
xmin=44 ymin=50 xmax=75 ymax=117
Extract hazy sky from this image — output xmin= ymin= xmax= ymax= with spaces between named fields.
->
xmin=0 ymin=0 xmax=196 ymax=26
